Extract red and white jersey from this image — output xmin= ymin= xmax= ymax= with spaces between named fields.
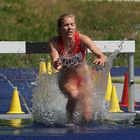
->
xmin=57 ymin=32 xmax=86 ymax=67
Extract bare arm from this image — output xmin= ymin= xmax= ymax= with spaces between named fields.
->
xmin=79 ymin=33 xmax=107 ymax=66
xmin=48 ymin=41 xmax=62 ymax=70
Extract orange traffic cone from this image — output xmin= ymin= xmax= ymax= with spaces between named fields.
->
xmin=120 ymin=72 xmax=129 ymax=107
xmin=109 ymin=86 xmax=123 ymax=112
xmin=120 ymin=72 xmax=138 ymax=107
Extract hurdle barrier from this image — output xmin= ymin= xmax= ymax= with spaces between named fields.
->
xmin=0 ymin=40 xmax=135 ymax=112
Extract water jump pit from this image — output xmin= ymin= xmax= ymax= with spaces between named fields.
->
xmin=0 ymin=63 xmax=140 ymax=140
xmin=0 ymin=47 xmax=139 ymax=139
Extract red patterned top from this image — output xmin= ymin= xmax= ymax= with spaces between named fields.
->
xmin=57 ymin=32 xmax=86 ymax=67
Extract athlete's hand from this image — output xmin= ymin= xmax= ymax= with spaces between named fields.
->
xmin=54 ymin=58 xmax=63 ymax=71
xmin=93 ymin=55 xmax=107 ymax=66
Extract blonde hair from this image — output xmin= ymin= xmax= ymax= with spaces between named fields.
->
xmin=57 ymin=13 xmax=76 ymax=34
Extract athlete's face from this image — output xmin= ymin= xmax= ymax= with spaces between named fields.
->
xmin=59 ymin=16 xmax=76 ymax=39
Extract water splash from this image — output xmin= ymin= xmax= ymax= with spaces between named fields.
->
xmin=32 ymin=74 xmax=67 ymax=125
xmin=32 ymin=49 xmax=120 ymax=126
xmin=92 ymin=50 xmax=120 ymax=121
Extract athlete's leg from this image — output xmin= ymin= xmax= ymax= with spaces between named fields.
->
xmin=66 ymin=97 xmax=77 ymax=122
xmin=80 ymin=94 xmax=93 ymax=122
xmin=77 ymin=63 xmax=94 ymax=122
xmin=58 ymin=68 xmax=81 ymax=122
xmin=63 ymin=77 xmax=80 ymax=99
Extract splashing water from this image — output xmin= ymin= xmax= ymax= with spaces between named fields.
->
xmin=32 ymin=73 xmax=67 ymax=125
xmin=92 ymin=50 xmax=120 ymax=120
xmin=32 ymin=48 xmax=120 ymax=126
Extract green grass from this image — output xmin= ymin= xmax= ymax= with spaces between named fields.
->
xmin=0 ymin=0 xmax=140 ymax=68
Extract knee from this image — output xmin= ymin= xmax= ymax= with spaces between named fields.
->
xmin=65 ymin=86 xmax=80 ymax=99
xmin=70 ymin=89 xmax=80 ymax=99
xmin=64 ymin=82 xmax=80 ymax=98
